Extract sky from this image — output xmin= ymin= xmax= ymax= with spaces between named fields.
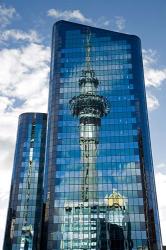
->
xmin=0 ymin=0 xmax=166 ymax=248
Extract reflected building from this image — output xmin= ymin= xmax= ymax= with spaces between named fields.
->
xmin=103 ymin=192 xmax=133 ymax=250
xmin=44 ymin=20 xmax=162 ymax=250
xmin=62 ymin=192 xmax=132 ymax=250
xmin=3 ymin=113 xmax=47 ymax=250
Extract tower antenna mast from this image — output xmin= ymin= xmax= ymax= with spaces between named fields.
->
xmin=85 ymin=28 xmax=92 ymax=71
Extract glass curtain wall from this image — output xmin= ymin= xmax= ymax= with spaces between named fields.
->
xmin=45 ymin=21 xmax=162 ymax=250
xmin=3 ymin=113 xmax=47 ymax=250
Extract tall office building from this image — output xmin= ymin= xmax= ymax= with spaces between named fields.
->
xmin=44 ymin=21 xmax=162 ymax=250
xmin=3 ymin=113 xmax=47 ymax=250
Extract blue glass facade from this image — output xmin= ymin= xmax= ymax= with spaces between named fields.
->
xmin=3 ymin=113 xmax=47 ymax=250
xmin=44 ymin=21 xmax=162 ymax=250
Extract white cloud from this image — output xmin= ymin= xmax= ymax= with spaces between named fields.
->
xmin=103 ymin=20 xmax=110 ymax=27
xmin=146 ymin=92 xmax=160 ymax=111
xmin=145 ymin=68 xmax=166 ymax=88
xmin=47 ymin=9 xmax=92 ymax=24
xmin=0 ymin=43 xmax=50 ymax=99
xmin=143 ymin=49 xmax=156 ymax=66
xmin=115 ymin=16 xmax=126 ymax=31
xmin=155 ymin=163 xmax=166 ymax=244
xmin=155 ymin=163 xmax=166 ymax=175
xmin=0 ymin=96 xmax=14 ymax=112
xmin=0 ymin=29 xmax=41 ymax=43
xmin=0 ymin=4 xmax=18 ymax=28
xmin=47 ymin=9 xmax=127 ymax=32
xmin=143 ymin=49 xmax=166 ymax=112
xmin=47 ymin=9 xmax=114 ymax=28
xmin=94 ymin=16 xmax=111 ymax=28
xmin=143 ymin=49 xmax=166 ymax=88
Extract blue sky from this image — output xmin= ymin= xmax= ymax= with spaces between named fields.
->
xmin=0 ymin=0 xmax=166 ymax=247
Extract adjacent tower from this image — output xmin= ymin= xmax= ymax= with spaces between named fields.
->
xmin=3 ymin=113 xmax=47 ymax=250
xmin=44 ymin=20 xmax=162 ymax=250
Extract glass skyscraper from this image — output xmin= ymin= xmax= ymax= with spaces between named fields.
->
xmin=44 ymin=21 xmax=162 ymax=250
xmin=4 ymin=20 xmax=162 ymax=250
xmin=3 ymin=113 xmax=47 ymax=250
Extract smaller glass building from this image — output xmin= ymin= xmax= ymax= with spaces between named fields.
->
xmin=3 ymin=113 xmax=47 ymax=250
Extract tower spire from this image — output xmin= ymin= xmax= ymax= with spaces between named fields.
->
xmin=85 ymin=28 xmax=91 ymax=71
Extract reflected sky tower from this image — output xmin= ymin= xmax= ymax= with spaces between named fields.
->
xmin=69 ymin=29 xmax=109 ymax=202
